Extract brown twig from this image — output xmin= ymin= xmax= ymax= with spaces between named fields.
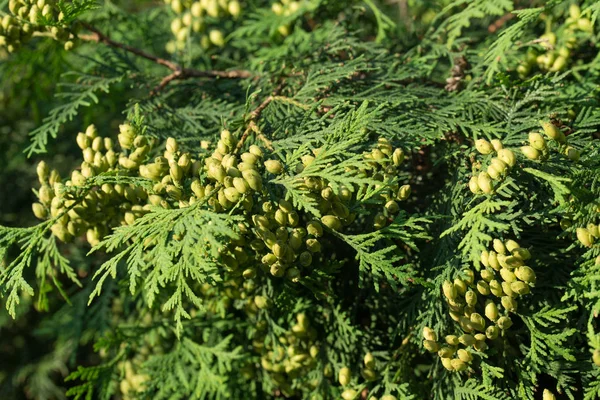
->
xmin=78 ymin=23 xmax=252 ymax=94
xmin=236 ymin=83 xmax=285 ymax=151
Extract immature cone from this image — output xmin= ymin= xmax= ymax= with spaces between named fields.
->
xmin=264 ymin=159 xmax=283 ymax=174
xmin=528 ymin=132 xmax=546 ymax=151
xmin=593 ymin=349 xmax=600 ymax=367
xmin=521 ymin=146 xmax=540 ymax=161
xmin=338 ymin=367 xmax=351 ymax=386
xmin=475 ymin=139 xmax=494 ymax=155
xmin=576 ymin=228 xmax=595 ymax=247
xmin=542 ymin=389 xmax=556 ymax=400
xmin=540 ymin=121 xmax=566 ymax=143
xmin=477 ymin=172 xmax=493 ymax=194
xmin=497 ymin=148 xmax=516 ymax=167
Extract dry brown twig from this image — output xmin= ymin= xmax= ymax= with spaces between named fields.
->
xmin=77 ymin=23 xmax=252 ymax=95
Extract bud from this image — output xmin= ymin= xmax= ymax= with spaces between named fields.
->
xmin=224 ymin=187 xmax=241 ymax=203
xmin=299 ymin=251 xmax=312 ymax=267
xmin=481 ymin=268 xmax=494 ymax=282
xmin=476 ymin=280 xmax=490 ymax=296
xmin=477 ymin=172 xmax=493 ymax=194
xmin=321 ymin=215 xmax=342 ymax=231
xmin=577 ymin=228 xmax=595 ymax=247
xmin=32 ymin=203 xmax=47 ymax=219
xmin=209 ymin=29 xmax=225 ymax=47
xmin=510 ymin=281 xmax=530 ymax=295
xmin=485 ymin=325 xmax=499 ymax=340
xmin=85 ymin=124 xmax=98 ymax=138
xmin=442 ymin=280 xmax=457 ymax=301
xmin=588 ymin=224 xmax=599 ymax=238
xmin=306 ymin=238 xmax=321 ymax=253
xmin=514 ymin=266 xmax=536 ymax=283
xmin=264 ymin=159 xmax=283 ymax=174
xmin=469 ymin=176 xmax=480 ymax=194
xmin=491 ymin=139 xmax=503 ymax=152
xmin=521 ymin=146 xmax=540 ymax=161
xmin=338 ymin=367 xmax=351 ymax=386
xmin=242 ymin=169 xmax=262 ymax=191
xmin=169 ymin=161 xmax=183 ymax=182
xmin=493 ymin=239 xmax=507 ymax=255
xmin=457 ymin=349 xmax=473 ymax=363
xmin=497 ymin=316 xmax=513 ymax=330
xmin=475 ymin=139 xmax=494 ymax=155
xmin=497 ymin=149 xmax=516 ymax=167
xmin=485 ymin=300 xmax=499 ymax=321
xmin=504 ymin=240 xmax=519 ymax=252
xmin=501 ymin=296 xmax=517 ymax=312
xmin=118 ymin=124 xmax=136 ymax=149
xmin=441 ymin=357 xmax=454 ymax=371
xmin=565 ymin=146 xmax=580 ymax=162
xmin=470 ymin=313 xmax=485 ymax=332
xmin=423 ymin=340 xmax=439 ymax=353
xmin=540 ymin=121 xmax=566 ymax=143
xmin=307 ymin=221 xmax=323 ymax=237
xmin=364 ymin=352 xmax=375 ymax=369
xmin=397 ymin=184 xmax=411 ymax=200
xmin=593 ymin=349 xmax=600 ymax=367
xmin=423 ymin=327 xmax=437 ymax=341
xmin=341 ymin=390 xmax=357 ymax=400
xmin=254 ymin=295 xmax=270 ymax=309
xmin=220 ymin=129 xmax=235 ymax=147
xmin=465 ymin=290 xmax=477 ymax=306
xmin=528 ymin=132 xmax=546 ymax=151
xmin=392 ymin=148 xmax=405 ymax=166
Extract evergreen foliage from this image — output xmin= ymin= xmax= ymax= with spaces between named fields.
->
xmin=1 ymin=0 xmax=600 ymax=399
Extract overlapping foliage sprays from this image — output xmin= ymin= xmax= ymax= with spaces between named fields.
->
xmin=0 ymin=1 xmax=600 ymax=399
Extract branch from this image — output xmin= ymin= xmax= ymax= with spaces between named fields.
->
xmin=236 ymin=83 xmax=285 ymax=152
xmin=78 ymin=24 xmax=252 ymax=94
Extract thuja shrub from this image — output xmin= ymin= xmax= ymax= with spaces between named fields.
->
xmin=1 ymin=1 xmax=600 ymax=399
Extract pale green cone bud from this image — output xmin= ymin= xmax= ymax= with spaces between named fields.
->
xmin=445 ymin=335 xmax=459 ymax=346
xmin=497 ymin=316 xmax=512 ymax=330
xmin=451 ymin=359 xmax=467 ymax=372
xmin=363 ymin=352 xmax=375 ymax=369
xmin=470 ymin=313 xmax=485 ymax=331
xmin=465 ymin=290 xmax=477 ymax=306
xmin=224 ymin=187 xmax=241 ymax=203
xmin=577 ymin=228 xmax=595 ymax=247
xmin=487 ymin=164 xmax=503 ymax=181
xmin=521 ymin=146 xmax=541 ymax=161
xmin=341 ymin=389 xmax=357 ymax=400
xmin=441 ymin=357 xmax=454 ymax=371
xmin=486 ymin=325 xmax=499 ymax=340
xmin=443 ymin=280 xmax=457 ymax=301
xmin=542 ymin=389 xmax=556 ymax=400
xmin=565 ymin=146 xmax=580 ymax=162
xmin=502 ymin=281 xmax=515 ymax=297
xmin=32 ymin=203 xmax=47 ymax=219
xmin=209 ymin=29 xmax=225 ymax=47
xmin=397 ymin=184 xmax=411 ymax=200
xmin=491 ymin=158 xmax=508 ymax=174
xmin=485 ymin=300 xmax=499 ymax=321
xmin=481 ymin=268 xmax=494 ymax=282
xmin=469 ymin=176 xmax=480 ymax=194
xmin=254 ymin=295 xmax=270 ymax=309
xmin=501 ymin=296 xmax=517 ymax=312
xmin=166 ymin=137 xmax=178 ymax=154
xmin=588 ymin=224 xmax=599 ymax=238
xmin=577 ymin=18 xmax=593 ymax=33
xmin=493 ymin=239 xmax=507 ymax=255
xmin=392 ymin=148 xmax=405 ymax=166
xmin=423 ymin=340 xmax=439 ymax=353
xmin=540 ymin=121 xmax=566 ymax=143
xmin=241 ymin=169 xmax=262 ymax=191
xmin=306 ymin=238 xmax=321 ymax=253
xmin=220 ymin=129 xmax=235 ymax=147
xmin=85 ymin=124 xmax=98 ymax=139
xmin=264 ymin=159 xmax=283 ymax=174
xmin=475 ymin=139 xmax=494 ymax=155
xmin=338 ymin=367 xmax=351 ymax=386
xmin=497 ymin=148 xmax=516 ymax=167
xmin=491 ymin=139 xmax=503 ymax=152
xmin=476 ymin=280 xmax=490 ymax=295
xmin=453 ymin=278 xmax=467 ymax=295
xmin=299 ymin=251 xmax=312 ymax=267
xmin=76 ymin=132 xmax=90 ymax=150
xmin=505 ymin=240 xmax=519 ymax=252
xmin=118 ymin=124 xmax=136 ymax=149
xmin=169 ymin=161 xmax=183 ymax=182
xmin=374 ymin=212 xmax=387 ymax=230
xmin=119 ymin=157 xmax=139 ymax=170
xmin=459 ymin=334 xmax=475 ymax=346
xmin=307 ymin=221 xmax=323 ymax=237
xmin=422 ymin=327 xmax=437 ymax=341
xmin=477 ymin=172 xmax=493 ymax=194
xmin=514 ymin=266 xmax=536 ymax=283
xmin=510 ymin=281 xmax=530 ymax=295
xmin=457 ymin=349 xmax=473 ymax=363
xmin=500 ymin=267 xmax=517 ymax=283
xmin=438 ymin=346 xmax=455 ymax=358
xmin=321 ymin=215 xmax=342 ymax=231
xmin=593 ymin=349 xmax=600 ymax=367
xmin=528 ymin=132 xmax=546 ymax=151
